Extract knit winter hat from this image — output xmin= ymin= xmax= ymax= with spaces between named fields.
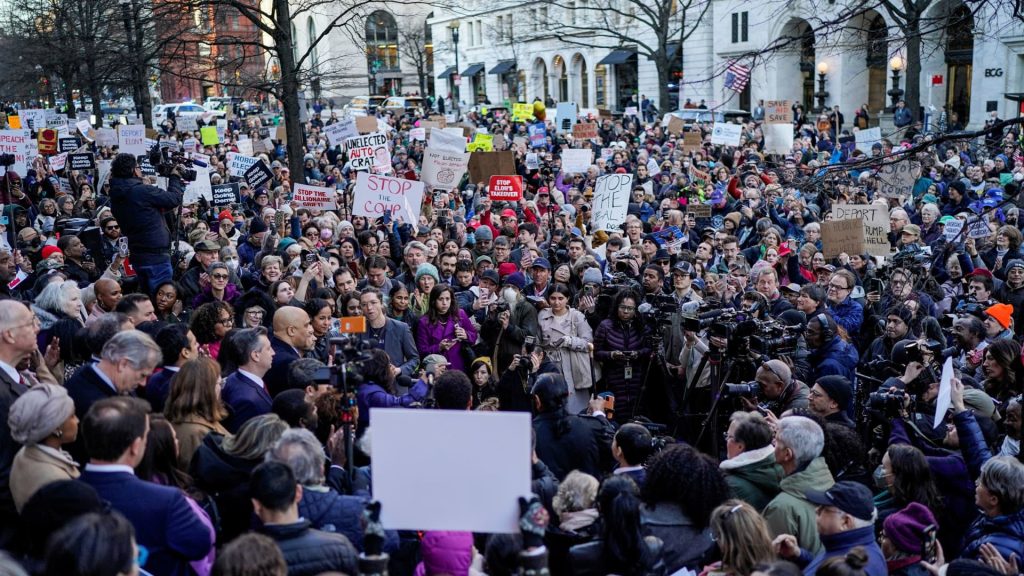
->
xmin=40 ymin=245 xmax=62 ymax=260
xmin=985 ymin=303 xmax=1014 ymax=330
xmin=582 ymin=267 xmax=603 ymax=285
xmin=883 ymin=502 xmax=937 ymax=554
xmin=8 ymin=384 xmax=74 ymax=445
xmin=815 ymin=375 xmax=853 ymax=411
xmin=249 ymin=216 xmax=268 ymax=235
xmin=473 ymin=226 xmax=493 ymax=241
xmin=415 ymin=263 xmax=439 ymax=283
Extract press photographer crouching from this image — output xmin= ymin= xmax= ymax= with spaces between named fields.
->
xmin=109 ymin=152 xmax=186 ymax=295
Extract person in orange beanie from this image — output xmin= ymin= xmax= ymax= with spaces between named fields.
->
xmin=984 ymin=302 xmax=1014 ymax=341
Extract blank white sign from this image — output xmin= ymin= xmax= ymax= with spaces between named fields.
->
xmin=371 ymin=408 xmax=532 ymax=533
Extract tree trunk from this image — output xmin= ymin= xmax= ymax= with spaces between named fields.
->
xmin=87 ymin=58 xmax=103 ymax=127
xmin=655 ymin=57 xmax=671 ymax=115
xmin=133 ymin=2 xmax=153 ymax=128
xmin=418 ymin=68 xmax=426 ymax=97
xmin=273 ymin=0 xmax=306 ymax=181
xmin=63 ymin=79 xmax=76 ymax=117
xmin=903 ymin=20 xmax=922 ymax=123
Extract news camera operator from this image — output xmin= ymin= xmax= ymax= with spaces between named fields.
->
xmin=109 ymin=152 xmax=186 ymax=295
xmin=496 ymin=337 xmax=560 ymax=413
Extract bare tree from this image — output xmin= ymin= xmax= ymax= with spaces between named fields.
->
xmin=398 ymin=16 xmax=431 ymax=97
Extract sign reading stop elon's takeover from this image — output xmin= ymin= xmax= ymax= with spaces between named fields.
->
xmin=352 ymin=172 xmax=425 ymax=224
xmin=488 ymin=175 xmax=523 ymax=201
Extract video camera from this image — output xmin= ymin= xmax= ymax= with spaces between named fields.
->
xmin=0 ymin=154 xmax=15 ymax=167
xmin=312 ymin=335 xmax=374 ymax=391
xmin=749 ymin=318 xmax=803 ymax=356
xmin=147 ymin=143 xmax=198 ymax=182
xmin=638 ymin=293 xmax=677 ymax=328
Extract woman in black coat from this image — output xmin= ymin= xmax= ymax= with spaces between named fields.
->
xmin=594 ymin=289 xmax=650 ymax=423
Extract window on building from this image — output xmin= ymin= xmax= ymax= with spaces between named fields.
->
xmin=476 ymin=20 xmax=482 ymax=44
xmin=731 ymin=12 xmax=748 ymax=43
xmin=365 ymin=10 xmax=399 ymax=94
xmin=569 ymin=2 xmax=576 ymax=24
xmin=467 ymin=21 xmax=474 ymax=46
xmin=540 ymin=7 xmax=548 ymax=29
xmin=496 ymin=16 xmax=503 ymax=40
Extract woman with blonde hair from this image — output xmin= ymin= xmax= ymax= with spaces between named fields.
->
xmin=702 ymin=500 xmax=776 ymax=576
xmin=553 ymin=471 xmax=600 ymax=535
xmin=165 ymin=357 xmax=229 ymax=471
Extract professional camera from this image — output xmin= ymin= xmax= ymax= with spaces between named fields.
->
xmin=708 ymin=309 xmax=756 ymax=342
xmin=312 ymin=336 xmax=374 ymax=389
xmin=638 ymin=293 xmax=677 ymax=327
xmin=954 ymin=298 xmax=992 ymax=318
xmin=681 ymin=304 xmax=731 ymax=332
xmin=904 ymin=339 xmax=954 ymax=366
xmin=749 ymin=319 xmax=802 ymax=356
xmin=147 ymin=143 xmax=197 ymax=182
xmin=488 ymin=300 xmax=510 ymax=317
xmin=867 ymin=388 xmax=909 ymax=417
xmin=0 ymin=153 xmax=15 ymax=167
xmin=723 ymin=381 xmax=761 ymax=397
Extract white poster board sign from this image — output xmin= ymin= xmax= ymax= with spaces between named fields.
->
xmin=345 ymin=132 xmax=389 ymax=172
xmin=352 ymin=172 xmax=425 ymax=224
xmin=117 ymin=125 xmax=146 ymax=156
xmin=763 ymin=123 xmax=794 ymax=155
xmin=324 ymin=118 xmax=358 ymax=147
xmin=561 ymin=149 xmax=593 ymax=174
xmin=292 ymin=183 xmax=338 ymax=210
xmin=592 ymin=173 xmax=634 ymax=231
xmin=421 ymin=149 xmax=470 ymax=189
xmin=429 ymin=128 xmax=466 ymax=153
xmin=372 ymin=409 xmax=531 ymax=533
xmin=227 ymin=153 xmax=259 ymax=178
xmin=0 ymin=130 xmax=30 ymax=176
xmin=710 ymin=123 xmax=742 ymax=146
xmin=854 ymin=127 xmax=883 ymax=153
xmin=942 ymin=219 xmax=964 ymax=242
xmin=236 ymin=138 xmax=254 ymax=157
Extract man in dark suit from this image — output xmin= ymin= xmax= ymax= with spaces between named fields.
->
xmin=0 ymin=300 xmax=38 ymax=545
xmin=65 ymin=330 xmax=163 ymax=464
xmin=266 ymin=306 xmax=315 ymax=396
xmin=359 ymin=288 xmax=419 ymax=378
xmin=222 ymin=327 xmax=275 ymax=433
xmin=145 ymin=324 xmax=200 ymax=413
xmin=79 ymin=397 xmax=212 ymax=576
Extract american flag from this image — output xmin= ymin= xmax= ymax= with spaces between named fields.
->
xmin=724 ymin=61 xmax=750 ymax=93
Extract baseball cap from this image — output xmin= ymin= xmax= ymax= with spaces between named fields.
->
xmin=501 ymin=209 xmax=517 ymax=219
xmin=901 ymin=224 xmax=921 ymax=236
xmin=804 ymin=481 xmax=876 ymax=521
xmin=780 ymin=283 xmax=802 ymax=295
xmin=672 ymin=261 xmax=694 ymax=276
xmin=531 ymin=257 xmax=551 ymax=270
xmin=479 ymin=269 xmax=499 ymax=285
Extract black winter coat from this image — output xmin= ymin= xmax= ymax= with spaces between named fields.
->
xmin=533 ymin=411 xmax=614 ymax=481
xmin=189 ymin=433 xmax=259 ymax=543
xmin=259 ymin=520 xmax=358 ymax=576
xmin=569 ymin=535 xmax=665 ymax=576
xmin=109 ymin=175 xmax=184 ymax=265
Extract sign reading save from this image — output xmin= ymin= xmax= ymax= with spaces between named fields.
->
xmin=488 ymin=175 xmax=523 ymax=201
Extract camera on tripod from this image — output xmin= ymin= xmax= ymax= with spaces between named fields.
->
xmin=0 ymin=153 xmax=15 ymax=167
xmin=724 ymin=381 xmax=761 ymax=397
xmin=312 ymin=336 xmax=374 ymax=391
xmin=749 ymin=319 xmax=802 ymax=356
xmin=638 ymin=293 xmax=677 ymax=327
xmin=147 ymin=143 xmax=198 ymax=182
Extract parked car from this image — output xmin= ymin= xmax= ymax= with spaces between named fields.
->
xmin=663 ymin=108 xmax=750 ymax=125
xmin=153 ymin=102 xmax=224 ymax=125
xmin=344 ymin=95 xmax=387 ymax=116
xmin=382 ymin=96 xmax=425 ymax=116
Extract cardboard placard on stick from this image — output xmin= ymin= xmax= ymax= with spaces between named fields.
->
xmin=876 ymin=161 xmax=917 ymax=199
xmin=821 ymin=218 xmax=866 ymax=259
xmin=764 ymin=100 xmax=793 ymax=124
xmin=831 ymin=204 xmax=891 ymax=257
xmin=667 ymin=115 xmax=685 ymax=136
xmin=468 ymin=151 xmax=515 ymax=185
xmin=682 ymin=132 xmax=702 ymax=153
xmin=356 ymin=116 xmax=378 ymax=134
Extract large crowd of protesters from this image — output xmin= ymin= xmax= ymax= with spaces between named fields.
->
xmin=0 ymin=92 xmax=1021 ymax=576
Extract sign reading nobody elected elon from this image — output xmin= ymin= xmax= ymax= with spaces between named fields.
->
xmin=352 ymin=172 xmax=424 ymax=224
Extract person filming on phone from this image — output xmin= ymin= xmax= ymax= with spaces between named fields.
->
xmin=109 ymin=152 xmax=186 ymax=296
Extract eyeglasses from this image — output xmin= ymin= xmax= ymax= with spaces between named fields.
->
xmin=245 ymin=309 xmax=265 ymax=317
xmin=211 ymin=274 xmax=228 ymax=280
xmin=216 ymin=317 xmax=234 ymax=326
xmin=828 ymin=283 xmax=850 ymax=291
xmin=105 ymin=225 xmax=120 ymax=231
xmin=618 ymin=305 xmax=636 ymax=311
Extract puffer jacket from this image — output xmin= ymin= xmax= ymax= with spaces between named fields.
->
xmin=809 ymin=336 xmax=859 ymax=388
xmin=188 ymin=433 xmax=260 ymax=544
xmin=299 ymin=486 xmax=399 ymax=553
xmin=827 ymin=296 xmax=864 ymax=342
xmin=259 ymin=520 xmax=358 ymax=576
xmin=414 ymin=531 xmax=477 ymax=576
xmin=763 ymin=457 xmax=835 ymax=555
xmin=720 ymin=446 xmax=783 ymax=512
xmin=594 ymin=318 xmax=650 ymax=422
xmin=570 ymin=535 xmax=665 ymax=576
xmin=640 ymin=502 xmax=713 ymax=572
xmin=961 ymin=508 xmax=1024 ymax=563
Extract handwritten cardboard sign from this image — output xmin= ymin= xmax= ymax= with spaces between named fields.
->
xmin=572 ymin=122 xmax=599 ymax=140
xmin=293 ymin=183 xmax=338 ymax=210
xmin=764 ymin=100 xmax=792 ymax=124
xmin=421 ymin=150 xmax=470 ymax=189
xmin=667 ymin=115 xmax=685 ymax=136
xmin=822 ymin=218 xmax=866 ymax=259
xmin=346 ymin=132 xmax=389 ymax=172
xmin=876 ymin=161 xmax=917 ymax=199
xmin=352 ymin=172 xmax=424 ymax=223
xmin=468 ymin=151 xmax=515 ymax=185
xmin=832 ymin=204 xmax=890 ymax=257
xmin=687 ymin=203 xmax=712 ymax=218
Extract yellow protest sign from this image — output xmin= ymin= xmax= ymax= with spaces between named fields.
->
xmin=466 ymin=133 xmax=494 ymax=152
xmin=8 ymin=116 xmax=20 ymax=129
xmin=512 ymin=103 xmax=534 ymax=123
xmin=200 ymin=126 xmax=220 ymax=146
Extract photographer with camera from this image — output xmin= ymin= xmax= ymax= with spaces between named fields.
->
xmin=354 ymin=349 xmax=431 ymax=430
xmin=806 ymin=313 xmax=858 ymax=387
xmin=480 ymin=272 xmax=541 ymax=374
xmin=109 ymin=152 xmax=185 ymax=296
xmin=863 ymin=305 xmax=915 ymax=364
xmin=497 ymin=338 xmax=559 ymax=413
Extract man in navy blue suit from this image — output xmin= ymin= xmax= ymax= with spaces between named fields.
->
xmin=222 ymin=327 xmax=275 ymax=433
xmin=144 ymin=324 xmax=200 ymax=413
xmin=79 ymin=397 xmax=213 ymax=576
xmin=266 ymin=306 xmax=315 ymax=396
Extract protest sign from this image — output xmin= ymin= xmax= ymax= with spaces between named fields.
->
xmin=96 ymin=128 xmax=117 ymax=147
xmin=236 ymin=138 xmax=254 ymax=157
xmin=876 ymin=161 xmax=917 ymax=199
xmin=561 ymin=149 xmax=593 ymax=174
xmin=409 ymin=127 xmax=426 ymax=141
xmin=421 ymin=150 xmax=470 ymax=189
xmin=488 ymin=175 xmax=523 ymax=201
xmin=117 ymin=125 xmax=146 ymax=156
xmin=968 ymin=218 xmax=992 ymax=239
xmin=624 ymin=106 xmax=638 ymax=117
xmin=512 ymin=103 xmax=534 ymax=123
xmin=346 ymin=132 xmax=389 ymax=172
xmin=177 ymin=116 xmax=198 ymax=132
xmin=528 ymin=123 xmax=547 ymax=148
xmin=831 ymin=204 xmax=891 ymax=257
xmin=37 ymin=129 xmax=58 ymax=156
xmin=68 ymin=153 xmax=95 ymax=171
xmin=97 ymin=160 xmax=112 ymax=191
xmin=200 ymin=126 xmax=220 ymax=146
xmin=48 ymin=152 xmax=67 ymax=172
xmin=352 ymin=172 xmax=425 ymax=223
xmin=293 ymin=183 xmax=338 ymax=210
xmin=137 ymin=155 xmax=155 ymax=177
xmin=492 ymin=134 xmax=506 ymax=150
xmin=372 ymin=409 xmax=530 ymax=533
xmin=821 ymin=218 xmax=866 ymax=259
xmin=211 ymin=182 xmax=240 ymax=206
xmin=525 ymin=153 xmax=540 ymax=170
xmin=275 ymin=125 xmax=287 ymax=143
xmin=466 ymin=133 xmax=494 ymax=152
xmin=324 ymin=118 xmax=358 ymax=147
xmin=592 ymin=173 xmax=633 ymax=231
xmin=75 ymin=120 xmax=94 ymax=141
xmin=20 ymin=109 xmax=45 ymax=131
xmin=244 ymin=161 xmax=273 ymax=190
xmin=227 ymin=153 xmax=259 ymax=178
xmin=46 ymin=114 xmax=67 ymax=130
xmin=555 ymin=102 xmax=578 ymax=132
xmin=682 ymin=132 xmax=702 ymax=154
xmin=572 ymin=122 xmax=598 ymax=140
xmin=6 ymin=116 xmax=19 ymax=129
xmin=933 ymin=357 xmax=954 ymax=429
xmin=687 ymin=203 xmax=712 ymax=218
xmin=710 ymin=123 xmax=742 ymax=146
xmin=943 ymin=218 xmax=964 ymax=242
xmin=764 ymin=100 xmax=793 ymax=124
xmin=427 ymin=115 xmax=447 ymax=127
xmin=356 ymin=116 xmax=378 ymax=134
xmin=667 ymin=115 xmax=685 ymax=136
xmin=429 ymin=128 xmax=466 ymax=153
xmin=854 ymin=127 xmax=882 ymax=153
xmin=183 ymin=138 xmax=199 ymax=153
xmin=763 ymin=124 xmax=794 ymax=155
xmin=183 ymin=169 xmax=212 ymax=204
xmin=468 ymin=151 xmax=515 ymax=184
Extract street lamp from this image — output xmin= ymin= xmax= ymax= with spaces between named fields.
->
xmin=814 ymin=61 xmax=829 ymax=113
xmin=448 ymin=20 xmax=460 ymax=119
xmin=888 ymin=56 xmax=905 ymax=111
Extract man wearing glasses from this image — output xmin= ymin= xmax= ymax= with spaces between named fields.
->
xmin=825 ymin=269 xmax=863 ymax=342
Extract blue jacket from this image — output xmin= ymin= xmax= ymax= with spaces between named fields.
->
xmin=798 ymin=526 xmax=887 ymax=576
xmin=355 ymin=380 xmax=430 ymax=429
xmin=298 ymin=487 xmax=399 ymax=553
xmin=810 ymin=336 xmax=858 ymax=386
xmin=221 ymin=371 xmax=272 ymax=433
xmin=80 ymin=469 xmax=212 ymax=576
xmin=142 ymin=368 xmax=176 ymax=413
xmin=827 ymin=297 xmax=863 ymax=342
